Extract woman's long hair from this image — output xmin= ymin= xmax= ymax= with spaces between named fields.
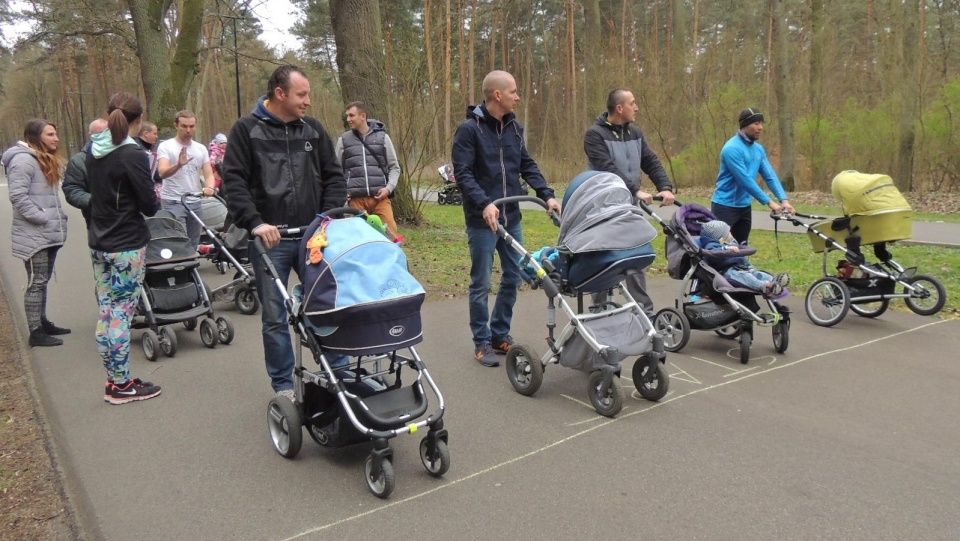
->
xmin=22 ymin=119 xmax=65 ymax=186
xmin=106 ymin=92 xmax=144 ymax=145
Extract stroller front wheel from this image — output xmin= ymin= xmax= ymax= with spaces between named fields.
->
xmin=199 ymin=318 xmax=218 ymax=348
xmin=505 ymin=344 xmax=544 ymax=396
xmin=215 ymin=316 xmax=235 ymax=344
xmin=141 ymin=329 xmax=160 ymax=362
xmin=236 ymin=286 xmax=260 ymax=315
xmin=159 ymin=326 xmax=178 ymax=357
xmin=632 ymin=356 xmax=669 ymax=401
xmin=804 ymin=277 xmax=851 ymax=327
xmin=587 ymin=371 xmax=623 ymax=417
xmin=903 ymin=274 xmax=947 ymax=316
xmin=419 ymin=437 xmax=450 ymax=477
xmin=267 ymin=395 xmax=302 ymax=458
xmin=772 ymin=319 xmax=789 ymax=353
xmin=364 ymin=455 xmax=395 ymax=498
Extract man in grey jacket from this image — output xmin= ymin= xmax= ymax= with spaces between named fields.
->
xmin=335 ymin=101 xmax=401 ymax=240
xmin=583 ymin=88 xmax=675 ymax=316
xmin=63 ymin=118 xmax=109 ymax=226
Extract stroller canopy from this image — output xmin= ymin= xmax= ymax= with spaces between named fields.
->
xmin=557 ymin=170 xmax=657 ymax=254
xmin=145 ymin=215 xmax=196 ymax=264
xmin=831 ymin=171 xmax=911 ymax=216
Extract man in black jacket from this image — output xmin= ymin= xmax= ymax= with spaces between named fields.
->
xmin=63 ymin=118 xmax=108 ymax=225
xmin=221 ymin=65 xmax=347 ymax=399
xmin=583 ymin=88 xmax=675 ymax=316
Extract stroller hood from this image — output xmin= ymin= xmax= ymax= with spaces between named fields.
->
xmin=145 ymin=215 xmax=196 ymax=264
xmin=832 ymin=171 xmax=911 ymax=216
xmin=557 ymin=170 xmax=657 ymax=254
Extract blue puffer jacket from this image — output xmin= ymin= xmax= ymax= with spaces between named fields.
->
xmin=452 ymin=104 xmax=554 ymax=229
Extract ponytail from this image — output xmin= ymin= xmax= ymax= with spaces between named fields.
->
xmin=105 ymin=92 xmax=144 ymax=145
xmin=107 ymin=108 xmax=129 ymax=145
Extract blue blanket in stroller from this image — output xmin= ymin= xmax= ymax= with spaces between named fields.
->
xmin=298 ymin=214 xmax=426 ymax=355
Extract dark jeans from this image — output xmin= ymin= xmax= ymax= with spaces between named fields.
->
xmin=249 ymin=238 xmax=300 ymax=392
xmin=466 ymin=222 xmax=524 ymax=346
xmin=711 ymin=202 xmax=753 ymax=244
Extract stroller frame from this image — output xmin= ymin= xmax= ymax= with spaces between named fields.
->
xmin=254 ymin=220 xmax=448 ymax=499
xmin=774 ymin=211 xmax=947 ymax=327
xmin=642 ymin=200 xmax=791 ymax=364
xmin=494 ymin=195 xmax=669 ymax=418
xmin=182 ymin=193 xmax=259 ymax=315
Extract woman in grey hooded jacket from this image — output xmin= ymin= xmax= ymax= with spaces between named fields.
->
xmin=1 ymin=119 xmax=70 ymax=347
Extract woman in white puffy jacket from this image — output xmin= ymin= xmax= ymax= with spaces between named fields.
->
xmin=1 ymin=119 xmax=70 ymax=347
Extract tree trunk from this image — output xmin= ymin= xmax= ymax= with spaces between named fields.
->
xmin=444 ymin=0 xmax=452 ymax=145
xmin=331 ymin=0 xmax=387 ymax=118
xmin=773 ymin=0 xmax=795 ymax=191
xmin=422 ymin=0 xmax=439 ymax=154
xmin=897 ymin=0 xmax=920 ymax=191
xmin=809 ymin=0 xmax=826 ymax=189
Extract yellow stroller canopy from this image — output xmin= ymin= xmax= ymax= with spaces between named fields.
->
xmin=831 ymin=171 xmax=912 ymax=216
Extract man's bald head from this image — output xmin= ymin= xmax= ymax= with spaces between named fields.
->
xmin=482 ymin=70 xmax=515 ymax=102
xmin=89 ymin=118 xmax=108 ymax=136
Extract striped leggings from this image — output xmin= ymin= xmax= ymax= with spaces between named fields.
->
xmin=23 ymin=246 xmax=60 ymax=332
xmin=91 ymin=248 xmax=146 ymax=383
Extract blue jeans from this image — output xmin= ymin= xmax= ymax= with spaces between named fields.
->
xmin=467 ymin=222 xmax=524 ymax=346
xmin=724 ymin=265 xmax=773 ymax=292
xmin=249 ymin=238 xmax=300 ymax=392
xmin=161 ymin=199 xmax=203 ymax=249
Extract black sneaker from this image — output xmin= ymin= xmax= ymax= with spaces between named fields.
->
xmin=105 ymin=379 xmax=161 ymax=405
xmin=474 ymin=343 xmax=500 ymax=367
xmin=28 ymin=328 xmax=63 ymax=347
xmin=41 ymin=319 xmax=71 ymax=335
xmin=491 ymin=335 xmax=514 ymax=354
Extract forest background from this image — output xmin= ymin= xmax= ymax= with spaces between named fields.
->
xmin=1 ymin=0 xmax=960 ymax=224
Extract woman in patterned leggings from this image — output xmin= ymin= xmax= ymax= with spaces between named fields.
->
xmin=85 ymin=92 xmax=162 ymax=405
xmin=1 ymin=119 xmax=71 ymax=347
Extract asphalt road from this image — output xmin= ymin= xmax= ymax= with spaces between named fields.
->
xmin=2 ymin=189 xmax=959 ymax=541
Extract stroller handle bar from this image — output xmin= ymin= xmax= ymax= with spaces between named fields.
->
xmin=637 ymin=195 xmax=682 ymax=215
xmin=769 ymin=210 xmax=827 ymax=225
xmin=490 ymin=195 xmax=561 ymax=226
xmin=180 ymin=191 xmax=223 ymax=206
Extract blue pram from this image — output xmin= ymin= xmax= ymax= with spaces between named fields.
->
xmin=499 ymin=170 xmax=669 ymax=418
xmin=255 ymin=209 xmax=448 ymax=499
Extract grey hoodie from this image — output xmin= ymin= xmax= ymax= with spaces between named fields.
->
xmin=1 ymin=142 xmax=68 ymax=260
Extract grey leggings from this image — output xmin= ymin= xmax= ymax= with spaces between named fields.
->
xmin=24 ymin=246 xmax=59 ymax=331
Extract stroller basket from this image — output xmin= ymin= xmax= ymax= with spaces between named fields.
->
xmin=560 ymin=309 xmax=652 ymax=371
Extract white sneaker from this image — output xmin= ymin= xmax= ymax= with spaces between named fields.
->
xmin=276 ymin=389 xmax=296 ymax=403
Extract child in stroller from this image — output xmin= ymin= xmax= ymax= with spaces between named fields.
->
xmin=256 ymin=208 xmax=448 ymax=499
xmin=642 ymin=202 xmax=791 ymax=364
xmin=698 ymin=220 xmax=791 ymax=299
xmin=501 ymin=170 xmax=670 ymax=418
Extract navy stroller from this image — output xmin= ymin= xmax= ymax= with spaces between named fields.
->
xmin=499 ymin=170 xmax=669 ymax=418
xmin=255 ymin=209 xmax=448 ymax=499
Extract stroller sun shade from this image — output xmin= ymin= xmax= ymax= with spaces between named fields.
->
xmin=556 ymin=171 xmax=658 ymax=292
xmin=145 ymin=215 xmax=197 ymax=264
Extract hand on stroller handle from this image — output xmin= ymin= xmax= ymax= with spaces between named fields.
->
xmin=638 ymin=196 xmax=682 ymax=215
xmin=489 ymin=195 xmax=561 ymax=227
xmin=180 ymin=191 xmax=227 ymax=207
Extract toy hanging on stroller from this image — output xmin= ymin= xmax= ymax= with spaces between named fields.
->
xmin=773 ymin=171 xmax=946 ymax=326
xmin=502 ymin=171 xmax=669 ymax=418
xmin=133 ymin=213 xmax=235 ymax=360
xmin=183 ymin=193 xmax=259 ymax=315
xmin=256 ymin=209 xmax=448 ymax=499
xmin=641 ymin=201 xmax=791 ymax=364
xmin=436 ymin=163 xmax=462 ymax=205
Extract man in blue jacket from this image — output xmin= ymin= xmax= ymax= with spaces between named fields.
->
xmin=452 ymin=70 xmax=561 ymax=367
xmin=712 ymin=107 xmax=795 ymax=243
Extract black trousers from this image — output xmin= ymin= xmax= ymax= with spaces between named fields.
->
xmin=710 ymin=203 xmax=754 ymax=244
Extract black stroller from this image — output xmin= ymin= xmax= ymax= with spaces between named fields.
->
xmin=500 ymin=171 xmax=669 ymax=418
xmin=436 ymin=163 xmax=462 ymax=205
xmin=183 ymin=193 xmax=259 ymax=315
xmin=134 ymin=213 xmax=235 ymax=361
xmin=256 ymin=209 xmax=448 ymax=499
xmin=642 ymin=202 xmax=791 ymax=364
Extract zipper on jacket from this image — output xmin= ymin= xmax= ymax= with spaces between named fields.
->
xmin=286 ymin=125 xmax=296 ymax=227
xmin=498 ymin=119 xmax=508 ymax=227
xmin=361 ymin=132 xmax=370 ymax=196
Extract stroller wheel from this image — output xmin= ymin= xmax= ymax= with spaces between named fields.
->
xmin=505 ymin=344 xmax=544 ymax=396
xmin=199 ymin=318 xmax=218 ymax=348
xmin=183 ymin=317 xmax=198 ymax=331
xmin=739 ymin=325 xmax=753 ymax=364
xmin=714 ymin=323 xmax=741 ymax=340
xmin=437 ymin=194 xmax=446 ymax=205
xmin=216 ymin=260 xmax=227 ymax=274
xmin=215 ymin=316 xmax=235 ymax=344
xmin=159 ymin=327 xmax=178 ymax=357
xmin=903 ymin=274 xmax=947 ymax=316
xmin=804 ymin=277 xmax=851 ymax=327
xmin=419 ymin=437 xmax=451 ymax=477
xmin=653 ymin=308 xmax=690 ymax=352
xmin=364 ymin=455 xmax=395 ymax=499
xmin=772 ymin=319 xmax=790 ymax=353
xmin=235 ymin=287 xmax=260 ymax=315
xmin=632 ymin=356 xmax=669 ymax=402
xmin=850 ymin=299 xmax=890 ymax=318
xmin=141 ymin=329 xmax=160 ymax=362
xmin=587 ymin=371 xmax=623 ymax=417
xmin=267 ymin=395 xmax=302 ymax=458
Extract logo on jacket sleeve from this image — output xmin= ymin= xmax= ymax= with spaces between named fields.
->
xmin=305 ymin=142 xmax=313 ymax=152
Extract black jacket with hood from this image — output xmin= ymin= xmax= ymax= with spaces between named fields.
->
xmin=583 ymin=112 xmax=673 ymax=195
xmin=451 ymin=103 xmax=554 ymax=229
xmin=221 ymin=96 xmax=347 ymax=232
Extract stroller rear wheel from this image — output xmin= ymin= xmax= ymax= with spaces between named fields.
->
xmin=419 ymin=437 xmax=450 ymax=477
xmin=159 ymin=326 xmax=178 ymax=357
xmin=364 ymin=455 xmax=395 ymax=498
xmin=903 ymin=274 xmax=947 ymax=316
xmin=587 ymin=371 xmax=623 ymax=417
xmin=653 ymin=308 xmax=690 ymax=352
xmin=267 ymin=395 xmax=302 ymax=458
xmin=805 ymin=277 xmax=851 ymax=327
xmin=505 ymin=344 xmax=544 ymax=396
xmin=632 ymin=356 xmax=669 ymax=401
xmin=141 ymin=329 xmax=160 ymax=362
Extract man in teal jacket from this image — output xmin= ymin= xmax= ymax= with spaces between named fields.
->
xmin=711 ymin=107 xmax=795 ymax=243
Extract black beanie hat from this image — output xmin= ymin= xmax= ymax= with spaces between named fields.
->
xmin=739 ymin=107 xmax=764 ymax=129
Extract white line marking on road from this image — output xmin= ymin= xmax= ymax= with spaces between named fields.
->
xmin=690 ymin=355 xmax=743 ymax=373
xmin=561 ymin=394 xmax=593 ymax=410
xmin=668 ymin=363 xmax=701 ymax=385
xmin=723 ymin=366 xmax=759 ymax=377
xmin=277 ymin=319 xmax=950 ymax=541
